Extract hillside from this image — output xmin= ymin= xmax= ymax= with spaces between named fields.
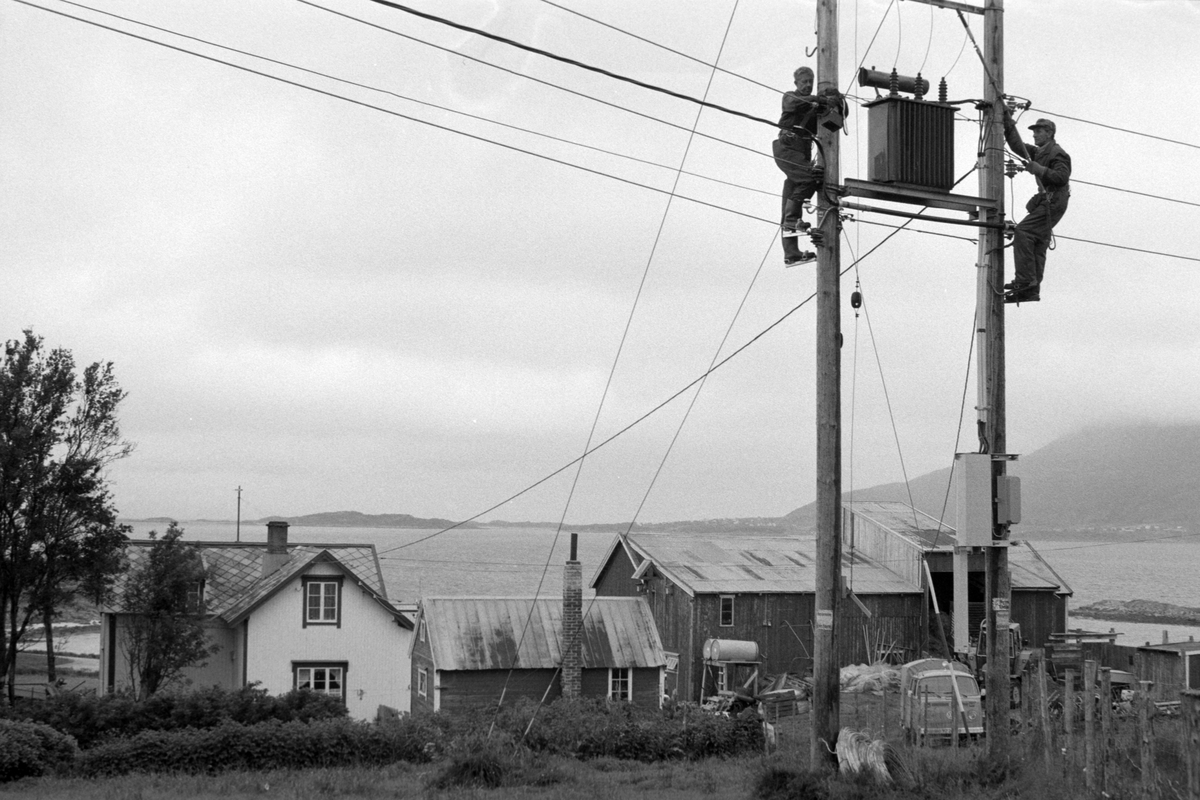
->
xmin=785 ymin=422 xmax=1200 ymax=534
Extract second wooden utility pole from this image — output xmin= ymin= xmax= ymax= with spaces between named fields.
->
xmin=977 ymin=0 xmax=1012 ymax=764
xmin=812 ymin=0 xmax=842 ymax=770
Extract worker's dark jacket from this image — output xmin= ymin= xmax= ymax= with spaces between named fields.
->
xmin=1004 ymin=124 xmax=1072 ymax=209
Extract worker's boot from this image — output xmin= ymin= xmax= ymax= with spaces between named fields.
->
xmin=781 ymin=199 xmax=809 ymax=238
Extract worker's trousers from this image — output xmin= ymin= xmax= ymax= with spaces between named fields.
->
xmin=1012 ymin=189 xmax=1069 ymax=289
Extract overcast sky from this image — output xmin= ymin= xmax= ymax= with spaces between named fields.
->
xmin=3 ymin=0 xmax=1198 ymax=525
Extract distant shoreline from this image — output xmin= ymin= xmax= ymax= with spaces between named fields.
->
xmin=1073 ymin=599 xmax=1200 ymax=627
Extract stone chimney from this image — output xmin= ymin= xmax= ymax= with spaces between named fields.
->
xmin=262 ymin=521 xmax=290 ymax=576
xmin=562 ymin=533 xmax=583 ymax=699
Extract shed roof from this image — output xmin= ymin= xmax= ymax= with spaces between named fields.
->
xmin=846 ymin=501 xmax=1072 ymax=594
xmin=1137 ymin=640 xmax=1200 ymax=655
xmin=104 ymin=540 xmax=404 ymax=625
xmin=420 ymin=596 xmax=664 ymax=672
xmin=601 ymin=533 xmax=920 ymax=596
xmin=848 ymin=501 xmax=958 ymax=550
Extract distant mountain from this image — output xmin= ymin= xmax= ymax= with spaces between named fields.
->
xmin=257 ymin=510 xmax=477 ymax=530
xmin=785 ymin=422 xmax=1200 ymax=534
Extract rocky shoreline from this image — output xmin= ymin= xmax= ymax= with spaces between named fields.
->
xmin=1073 ymin=599 xmax=1200 ymax=627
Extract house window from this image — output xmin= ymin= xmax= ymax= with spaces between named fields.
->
xmin=719 ymin=595 xmax=734 ymax=627
xmin=664 ymin=652 xmax=679 ymax=674
xmin=609 ymin=667 xmax=631 ymax=701
xmin=419 ymin=619 xmax=427 ymax=643
xmin=302 ymin=577 xmax=342 ymax=627
xmin=294 ymin=662 xmax=347 ymax=701
xmin=417 ymin=667 xmax=428 ymax=698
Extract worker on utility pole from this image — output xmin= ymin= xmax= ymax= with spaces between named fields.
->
xmin=1003 ymin=112 xmax=1072 ymax=303
xmin=772 ymin=66 xmax=830 ymax=267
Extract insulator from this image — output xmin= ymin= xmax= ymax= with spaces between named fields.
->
xmin=1004 ymin=159 xmax=1020 ymax=179
xmin=889 ymin=68 xmax=900 ymax=96
xmin=914 ymin=73 xmax=926 ymax=101
xmin=938 ymin=78 xmax=948 ymax=104
xmin=851 ymin=290 xmax=863 ymax=309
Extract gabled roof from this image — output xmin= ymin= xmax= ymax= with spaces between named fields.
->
xmin=846 ymin=500 xmax=1073 ymax=595
xmin=596 ymin=532 xmax=920 ymax=596
xmin=419 ymin=596 xmax=664 ymax=672
xmin=104 ymin=540 xmax=409 ymax=626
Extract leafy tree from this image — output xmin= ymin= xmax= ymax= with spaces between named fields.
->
xmin=121 ymin=523 xmax=218 ymax=698
xmin=0 ymin=331 xmax=132 ymax=703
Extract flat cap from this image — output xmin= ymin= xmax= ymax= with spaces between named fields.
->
xmin=1028 ymin=118 xmax=1056 ymax=135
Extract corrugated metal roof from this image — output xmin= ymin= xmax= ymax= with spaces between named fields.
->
xmin=848 ymin=501 xmax=958 ymax=550
xmin=847 ymin=501 xmax=1072 ymax=594
xmin=624 ymin=533 xmax=920 ymax=595
xmin=105 ymin=541 xmax=391 ymax=623
xmin=421 ymin=597 xmax=665 ymax=672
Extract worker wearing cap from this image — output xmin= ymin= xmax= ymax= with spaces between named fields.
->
xmin=1002 ymin=111 xmax=1072 ymax=303
xmin=772 ymin=67 xmax=829 ymax=267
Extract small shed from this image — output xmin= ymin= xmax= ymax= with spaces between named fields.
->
xmin=410 ymin=596 xmax=665 ymax=715
xmin=1133 ymin=640 xmax=1200 ymax=701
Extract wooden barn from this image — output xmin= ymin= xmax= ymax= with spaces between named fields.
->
xmin=590 ymin=531 xmax=924 ymax=703
xmin=843 ymin=501 xmax=1072 ymax=652
xmin=409 ymin=592 xmax=665 ymax=714
xmin=1130 ymin=640 xmax=1200 ymax=701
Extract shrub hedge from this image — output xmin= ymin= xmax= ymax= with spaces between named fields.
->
xmin=475 ymin=697 xmax=764 ymax=761
xmin=74 ymin=715 xmax=450 ymax=777
xmin=0 ymin=719 xmax=79 ymax=781
xmin=2 ymin=684 xmax=346 ymax=748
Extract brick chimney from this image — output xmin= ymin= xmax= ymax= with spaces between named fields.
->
xmin=562 ymin=533 xmax=583 ymax=699
xmin=262 ymin=521 xmax=290 ymax=576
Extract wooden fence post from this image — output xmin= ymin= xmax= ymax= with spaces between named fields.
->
xmin=1138 ymin=681 xmax=1155 ymax=800
xmin=1038 ymin=654 xmax=1052 ymax=772
xmin=1064 ymin=668 xmax=1076 ymax=767
xmin=1183 ymin=689 xmax=1199 ymax=800
xmin=1084 ymin=660 xmax=1097 ymax=792
xmin=1100 ymin=667 xmax=1113 ymax=795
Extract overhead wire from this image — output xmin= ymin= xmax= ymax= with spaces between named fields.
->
xmin=294 ymin=0 xmax=779 ymax=163
xmin=1029 ymin=107 xmax=1200 ymax=152
xmin=495 ymin=0 xmax=748 ymax=733
xmin=930 ymin=313 xmax=978 ymax=550
xmin=533 ymin=0 xmax=778 ymax=95
xmin=45 ymin=0 xmax=777 ymax=201
xmin=845 ymin=0 xmax=897 ymax=95
xmin=362 ymin=0 xmax=781 ymax=129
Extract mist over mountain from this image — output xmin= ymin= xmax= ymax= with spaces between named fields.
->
xmin=785 ymin=422 xmax=1200 ymax=534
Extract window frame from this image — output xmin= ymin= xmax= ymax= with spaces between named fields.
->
xmin=419 ymin=618 xmax=427 ymax=643
xmin=302 ymin=576 xmax=343 ymax=628
xmin=417 ymin=666 xmax=428 ymax=698
xmin=608 ymin=667 xmax=632 ymax=701
xmin=185 ymin=579 xmax=206 ymax=614
xmin=293 ymin=661 xmax=348 ymax=702
xmin=719 ymin=595 xmax=735 ymax=627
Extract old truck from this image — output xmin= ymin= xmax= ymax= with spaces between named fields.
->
xmin=900 ymin=659 xmax=985 ymax=745
xmin=970 ymin=620 xmax=1033 ymax=706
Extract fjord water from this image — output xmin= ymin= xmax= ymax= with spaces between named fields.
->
xmin=122 ymin=521 xmax=1200 ymax=648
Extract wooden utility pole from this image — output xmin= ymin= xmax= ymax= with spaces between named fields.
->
xmin=977 ymin=0 xmax=1012 ymax=764
xmin=812 ymin=0 xmax=842 ymax=771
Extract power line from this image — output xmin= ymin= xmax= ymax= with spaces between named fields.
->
xmin=534 ymin=0 xmax=778 ymax=96
xmin=362 ymin=0 xmax=781 ymax=130
xmin=1054 ymin=234 xmax=1200 ymax=264
xmin=1070 ymin=178 xmax=1200 ymax=210
xmin=294 ymin=1 xmax=780 ymax=164
xmin=49 ymin=0 xmax=775 ymax=200
xmin=1030 ymin=107 xmax=1200 ymax=152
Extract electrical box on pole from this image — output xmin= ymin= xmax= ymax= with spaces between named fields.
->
xmin=955 ymin=453 xmax=1021 ymax=545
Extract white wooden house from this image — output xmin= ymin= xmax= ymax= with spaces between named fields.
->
xmin=99 ymin=522 xmax=415 ymax=720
